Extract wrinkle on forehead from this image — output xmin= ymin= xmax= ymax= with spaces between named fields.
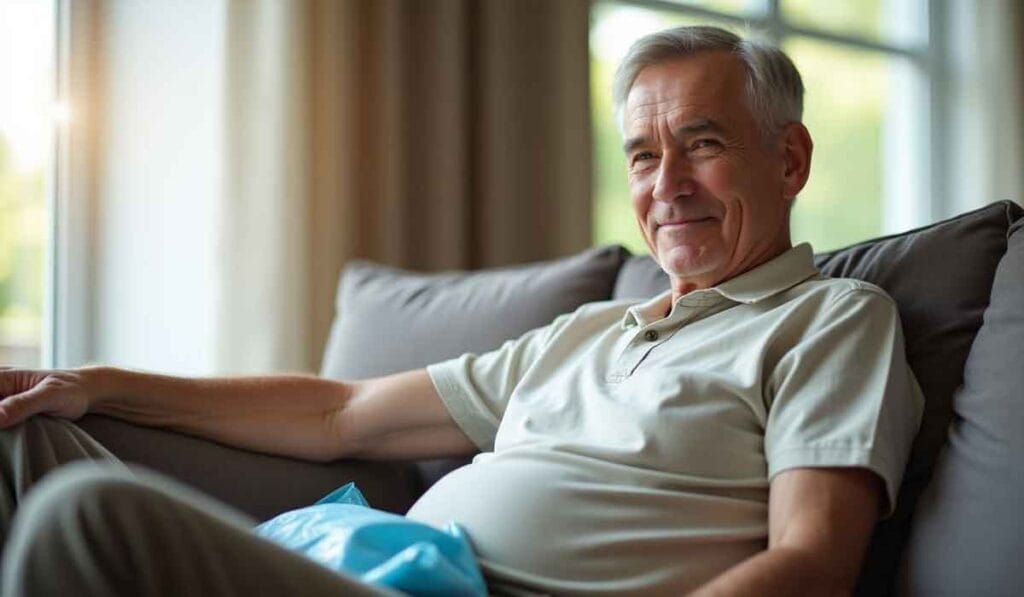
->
xmin=623 ymin=108 xmax=726 ymax=152
xmin=623 ymin=52 xmax=749 ymax=136
xmin=628 ymin=101 xmax=702 ymax=121
xmin=623 ymin=102 xmax=732 ymax=147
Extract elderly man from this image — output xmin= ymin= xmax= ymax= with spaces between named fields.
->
xmin=0 ymin=26 xmax=921 ymax=596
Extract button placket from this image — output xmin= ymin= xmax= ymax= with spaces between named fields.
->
xmin=608 ymin=299 xmax=711 ymax=383
xmin=606 ymin=325 xmax=658 ymax=383
xmin=612 ymin=322 xmax=675 ymax=380
xmin=606 ymin=295 xmax=736 ymax=384
xmin=605 ymin=326 xmax=636 ymax=383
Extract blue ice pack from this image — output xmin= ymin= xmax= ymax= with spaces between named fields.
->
xmin=254 ymin=483 xmax=486 ymax=597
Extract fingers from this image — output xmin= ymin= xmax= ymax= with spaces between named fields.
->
xmin=0 ymin=368 xmax=24 ymax=397
xmin=0 ymin=384 xmax=58 ymax=428
xmin=0 ymin=368 xmax=52 ymax=399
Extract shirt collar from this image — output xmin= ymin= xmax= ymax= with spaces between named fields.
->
xmin=621 ymin=243 xmax=819 ymax=328
xmin=715 ymin=243 xmax=819 ymax=304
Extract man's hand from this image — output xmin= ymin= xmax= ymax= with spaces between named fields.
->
xmin=0 ymin=368 xmax=95 ymax=428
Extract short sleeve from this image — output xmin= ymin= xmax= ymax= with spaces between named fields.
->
xmin=427 ymin=313 xmax=574 ymax=451
xmin=765 ymin=287 xmax=924 ymax=517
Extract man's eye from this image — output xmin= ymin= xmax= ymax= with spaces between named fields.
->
xmin=691 ymin=139 xmax=721 ymax=151
xmin=631 ymin=151 xmax=656 ymax=166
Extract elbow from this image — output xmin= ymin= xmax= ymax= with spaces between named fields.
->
xmin=312 ymin=411 xmax=359 ymax=463
xmin=318 ymin=381 xmax=363 ymax=462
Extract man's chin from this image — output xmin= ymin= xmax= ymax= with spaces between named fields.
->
xmin=656 ymin=248 xmax=724 ymax=283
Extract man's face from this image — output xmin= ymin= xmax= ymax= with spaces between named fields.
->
xmin=623 ymin=52 xmax=801 ymax=295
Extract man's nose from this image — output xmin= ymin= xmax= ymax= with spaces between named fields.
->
xmin=652 ymin=151 xmax=697 ymax=203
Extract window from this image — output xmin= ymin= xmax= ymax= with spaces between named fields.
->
xmin=0 ymin=0 xmax=57 ymax=366
xmin=590 ymin=0 xmax=930 ymax=254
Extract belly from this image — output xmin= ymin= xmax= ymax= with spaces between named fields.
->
xmin=405 ymin=449 xmax=767 ymax=595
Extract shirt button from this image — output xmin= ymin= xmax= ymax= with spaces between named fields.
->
xmin=644 ymin=329 xmax=659 ymax=342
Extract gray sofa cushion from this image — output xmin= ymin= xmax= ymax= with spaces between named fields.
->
xmin=898 ymin=217 xmax=1024 ymax=596
xmin=613 ymin=252 xmax=670 ymax=299
xmin=77 ymin=414 xmax=421 ymax=520
xmin=320 ymin=245 xmax=628 ymax=490
xmin=612 ymin=201 xmax=1023 ymax=594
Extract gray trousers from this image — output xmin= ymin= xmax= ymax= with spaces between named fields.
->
xmin=0 ymin=416 xmax=398 ymax=597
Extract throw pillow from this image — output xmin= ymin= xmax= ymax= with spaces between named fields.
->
xmin=898 ymin=216 xmax=1024 ymax=595
xmin=320 ymin=245 xmax=629 ymax=489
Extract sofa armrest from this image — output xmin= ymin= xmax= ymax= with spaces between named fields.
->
xmin=76 ymin=414 xmax=421 ymax=521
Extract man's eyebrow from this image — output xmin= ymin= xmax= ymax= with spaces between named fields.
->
xmin=622 ymin=118 xmax=727 ymax=154
xmin=622 ymin=136 xmax=648 ymax=154
xmin=675 ymin=118 xmax=725 ymax=136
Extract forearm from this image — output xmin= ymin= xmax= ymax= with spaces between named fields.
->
xmin=83 ymin=366 xmax=350 ymax=462
xmin=689 ymin=547 xmax=851 ymax=597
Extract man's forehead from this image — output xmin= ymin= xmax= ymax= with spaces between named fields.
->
xmin=627 ymin=53 xmax=743 ymax=106
xmin=623 ymin=53 xmax=748 ymax=133
xmin=631 ymin=50 xmax=744 ymax=92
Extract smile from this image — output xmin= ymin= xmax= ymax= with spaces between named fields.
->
xmin=658 ymin=218 xmax=716 ymax=232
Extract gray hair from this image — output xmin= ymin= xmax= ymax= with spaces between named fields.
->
xmin=612 ymin=26 xmax=804 ymax=139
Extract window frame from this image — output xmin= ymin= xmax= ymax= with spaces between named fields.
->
xmin=49 ymin=0 xmax=97 ymax=369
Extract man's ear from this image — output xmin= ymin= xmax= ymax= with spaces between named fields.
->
xmin=780 ymin=122 xmax=813 ymax=200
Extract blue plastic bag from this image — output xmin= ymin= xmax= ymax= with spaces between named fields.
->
xmin=254 ymin=483 xmax=486 ymax=597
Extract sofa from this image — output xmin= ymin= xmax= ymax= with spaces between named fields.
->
xmin=77 ymin=200 xmax=1024 ymax=595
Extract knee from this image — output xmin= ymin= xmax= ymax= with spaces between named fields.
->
xmin=1 ymin=462 xmax=149 ymax=595
xmin=21 ymin=461 xmax=143 ymax=527
xmin=6 ymin=462 xmax=148 ymax=557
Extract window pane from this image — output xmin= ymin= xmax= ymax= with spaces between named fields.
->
xmin=785 ymin=38 xmax=887 ymax=251
xmin=663 ymin=0 xmax=765 ymax=16
xmin=0 ymin=0 xmax=54 ymax=367
xmin=590 ymin=1 xmax=747 ymax=254
xmin=782 ymin=0 xmax=926 ymax=48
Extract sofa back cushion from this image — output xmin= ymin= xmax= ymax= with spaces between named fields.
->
xmin=612 ymin=201 xmax=1023 ymax=595
xmin=320 ymin=246 xmax=628 ymax=490
xmin=897 ymin=216 xmax=1024 ymax=596
xmin=612 ymin=253 xmax=671 ymax=299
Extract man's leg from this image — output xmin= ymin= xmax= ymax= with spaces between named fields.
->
xmin=0 ymin=416 xmax=127 ymax=544
xmin=2 ymin=461 xmax=399 ymax=597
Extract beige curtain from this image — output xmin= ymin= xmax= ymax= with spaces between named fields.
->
xmin=218 ymin=0 xmax=592 ymax=374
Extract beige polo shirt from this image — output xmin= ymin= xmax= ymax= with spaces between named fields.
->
xmin=407 ymin=244 xmax=924 ymax=596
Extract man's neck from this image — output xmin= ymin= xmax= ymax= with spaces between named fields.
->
xmin=668 ymin=241 xmax=794 ymax=304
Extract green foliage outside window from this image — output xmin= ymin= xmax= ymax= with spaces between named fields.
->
xmin=1 ymin=0 xmax=53 ymax=366
xmin=0 ymin=134 xmax=45 ymax=364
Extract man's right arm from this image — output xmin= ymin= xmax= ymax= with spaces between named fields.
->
xmin=0 ymin=367 xmax=477 ymax=463
xmin=335 ymin=369 xmax=479 ymax=460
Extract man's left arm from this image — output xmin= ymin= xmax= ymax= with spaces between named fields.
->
xmin=691 ymin=466 xmax=882 ymax=597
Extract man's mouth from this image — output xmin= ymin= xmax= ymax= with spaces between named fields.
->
xmin=657 ymin=217 xmax=716 ymax=231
